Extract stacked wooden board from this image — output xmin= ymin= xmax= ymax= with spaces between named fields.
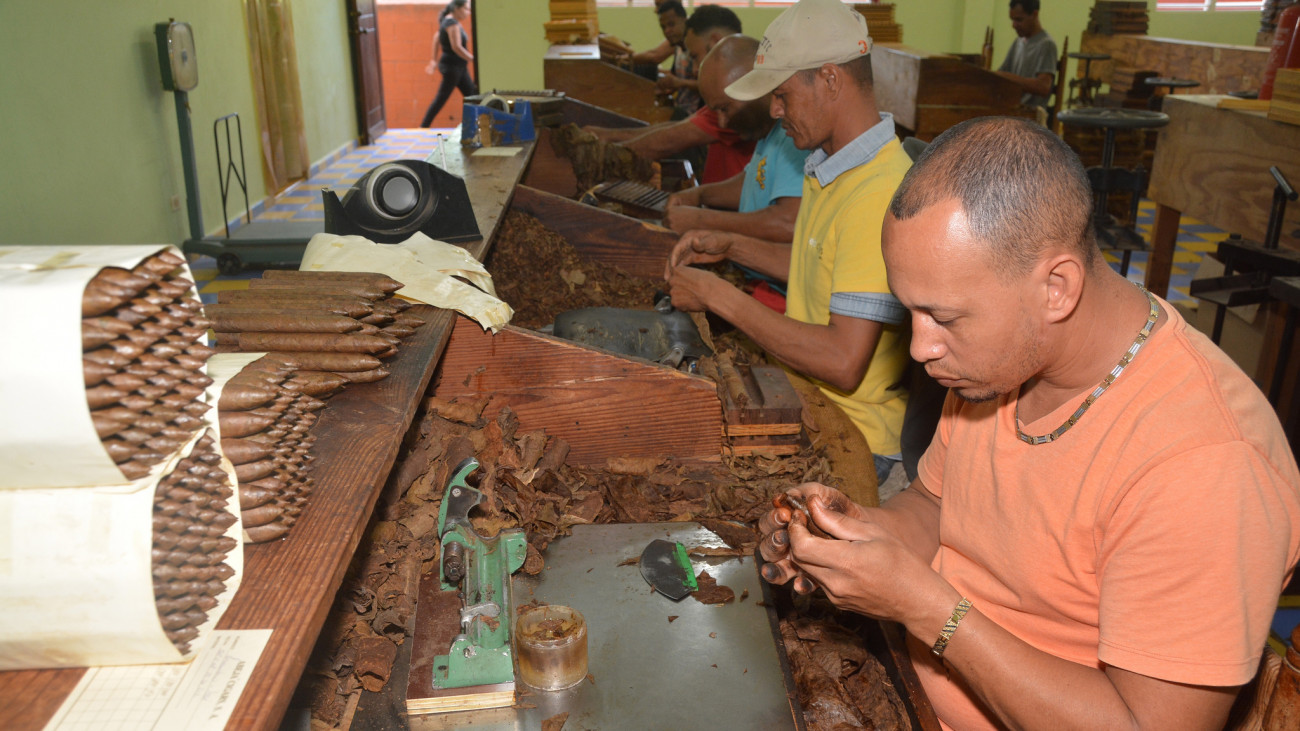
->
xmin=1269 ymin=68 xmax=1300 ymax=125
xmin=547 ymin=0 xmax=598 ymax=45
xmin=1087 ymin=0 xmax=1149 ymax=36
xmin=854 ymin=3 xmax=903 ymax=43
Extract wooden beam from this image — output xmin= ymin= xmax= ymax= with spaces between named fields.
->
xmin=433 ymin=318 xmax=722 ymax=464
xmin=509 ymin=185 xmax=678 ymax=280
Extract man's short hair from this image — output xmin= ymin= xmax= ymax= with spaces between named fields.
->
xmin=686 ymin=5 xmax=742 ymax=36
xmin=658 ymin=1 xmax=686 ymax=19
xmin=1011 ymin=0 xmax=1041 ymax=14
xmin=888 ymin=117 xmax=1096 ymax=275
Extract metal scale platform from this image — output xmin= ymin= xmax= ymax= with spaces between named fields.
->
xmin=407 ymin=522 xmax=801 ymax=730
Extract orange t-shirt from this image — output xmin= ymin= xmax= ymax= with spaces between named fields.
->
xmin=913 ymin=300 xmax=1300 ymax=730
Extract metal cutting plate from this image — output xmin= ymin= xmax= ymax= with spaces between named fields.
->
xmin=410 ymin=522 xmax=798 ymax=730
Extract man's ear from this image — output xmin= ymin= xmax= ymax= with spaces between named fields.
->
xmin=1040 ymin=252 xmax=1085 ymax=324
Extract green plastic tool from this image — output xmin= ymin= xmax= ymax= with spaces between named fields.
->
xmin=431 ymin=457 xmax=527 ymax=690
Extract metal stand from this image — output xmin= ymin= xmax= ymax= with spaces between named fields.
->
xmin=1058 ymin=107 xmax=1170 ymax=276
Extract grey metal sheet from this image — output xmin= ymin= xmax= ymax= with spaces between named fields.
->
xmin=411 ymin=522 xmax=798 ymax=731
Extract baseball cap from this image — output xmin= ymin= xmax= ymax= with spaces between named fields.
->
xmin=725 ymin=0 xmax=872 ymax=101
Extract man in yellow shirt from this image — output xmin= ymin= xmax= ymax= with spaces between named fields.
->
xmin=664 ymin=0 xmax=910 ymax=484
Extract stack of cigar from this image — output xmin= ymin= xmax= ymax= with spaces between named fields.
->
xmin=150 ymin=430 xmax=237 ymax=655
xmin=217 ymin=355 xmax=343 ymax=543
xmin=82 ymin=250 xmax=215 ymax=480
xmin=210 ymin=270 xmax=424 ymax=384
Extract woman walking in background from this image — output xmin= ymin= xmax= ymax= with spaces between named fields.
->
xmin=421 ymin=0 xmax=476 ymax=128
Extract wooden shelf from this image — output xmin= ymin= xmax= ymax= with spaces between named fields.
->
xmin=0 ymin=133 xmax=534 ymax=731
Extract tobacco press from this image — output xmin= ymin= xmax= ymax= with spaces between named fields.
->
xmin=430 ymin=457 xmax=527 ymax=696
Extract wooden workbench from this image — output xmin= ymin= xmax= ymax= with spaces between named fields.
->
xmin=543 ymin=44 xmax=675 ymax=125
xmin=870 ymin=43 xmax=1034 ymax=141
xmin=1146 ymin=95 xmax=1300 ymax=298
xmin=0 ymin=130 xmax=535 ymax=731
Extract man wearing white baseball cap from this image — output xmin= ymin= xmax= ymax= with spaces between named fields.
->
xmin=665 ymin=0 xmax=911 ymax=489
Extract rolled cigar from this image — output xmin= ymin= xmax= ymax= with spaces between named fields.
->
xmin=375 ymin=345 xmax=399 ymax=359
xmin=149 ymin=342 xmax=184 ymax=358
xmin=81 ymin=288 xmax=128 ymax=318
xmin=82 ymin=326 xmax=123 ymax=350
xmin=83 ymin=360 xmax=115 ymax=387
xmin=126 ymin=298 xmax=163 ymax=318
xmin=358 ymin=312 xmax=394 ymax=326
xmin=285 ymin=371 xmax=348 ymax=397
xmin=393 ymin=312 xmax=426 ymax=329
xmin=236 ymin=332 xmax=391 ymax=354
xmin=186 ymin=342 xmax=216 ymax=359
xmin=241 ymin=504 xmax=282 ymax=528
xmin=186 ymin=372 xmax=216 ymax=389
xmin=380 ymin=324 xmax=415 ymax=339
xmin=244 ymin=522 xmax=291 ymax=543
xmin=295 ymin=395 xmax=326 ymax=412
xmin=84 ymin=349 xmax=133 ymax=369
xmin=263 ymin=351 xmax=381 ymax=373
xmin=85 ymin=385 xmax=127 ymax=410
xmin=234 ymin=459 xmax=277 ymax=483
xmin=207 ymin=311 xmax=364 ymax=335
xmin=173 ymin=382 xmax=206 ymax=400
xmin=217 ymin=290 xmax=376 ymax=316
xmin=120 ymin=394 xmax=154 ymax=411
xmin=219 ymin=411 xmax=277 ymax=438
xmin=218 ymin=382 xmax=277 ymax=412
xmin=119 ymin=461 xmax=152 ymax=480
xmin=239 ymin=485 xmax=278 ymax=510
xmin=261 ymin=269 xmax=404 ymax=292
xmin=371 ymin=297 xmax=413 ymax=314
xmin=248 ymin=278 xmax=388 ymax=300
xmin=336 ymin=366 xmax=391 ymax=383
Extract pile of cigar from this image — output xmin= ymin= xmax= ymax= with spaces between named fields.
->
xmin=82 ymin=250 xmax=215 ymax=480
xmin=217 ymin=355 xmax=344 ymax=543
xmin=210 ymin=270 xmax=424 ymax=384
xmin=151 ymin=430 xmax=238 ymax=654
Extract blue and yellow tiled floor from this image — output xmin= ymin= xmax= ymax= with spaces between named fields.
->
xmin=190 ymin=128 xmax=456 ymax=303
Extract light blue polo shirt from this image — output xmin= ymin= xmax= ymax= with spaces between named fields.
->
xmin=738 ymin=120 xmax=809 ymax=214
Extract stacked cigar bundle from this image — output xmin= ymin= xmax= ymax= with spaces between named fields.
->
xmin=150 ymin=430 xmax=238 ymax=654
xmin=211 ymin=270 xmax=424 ymax=384
xmin=82 ymin=250 xmax=215 ymax=480
xmin=216 ymin=354 xmax=343 ymax=543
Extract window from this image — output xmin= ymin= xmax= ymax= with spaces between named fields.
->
xmin=595 ymin=1 xmax=846 ymax=7
xmin=1155 ymin=0 xmax=1263 ymax=10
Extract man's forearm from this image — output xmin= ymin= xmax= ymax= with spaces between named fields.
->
xmin=680 ymin=208 xmax=797 ymax=244
xmin=706 ymin=285 xmax=876 ymax=389
xmin=624 ymin=120 xmax=713 ymax=161
xmin=725 ymin=234 xmax=792 ymax=281
xmin=697 ymin=174 xmax=743 ymax=210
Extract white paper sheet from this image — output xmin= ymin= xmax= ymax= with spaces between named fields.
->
xmin=42 ymin=629 xmax=272 ymax=731
xmin=299 ymin=232 xmax=514 ymax=332
xmin=0 ymin=245 xmax=198 ymax=489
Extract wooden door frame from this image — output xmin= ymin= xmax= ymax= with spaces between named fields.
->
xmin=348 ymin=0 xmax=385 ymax=145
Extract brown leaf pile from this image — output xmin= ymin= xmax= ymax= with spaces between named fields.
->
xmin=487 ymin=210 xmax=663 ymax=330
xmin=549 ymin=123 xmax=655 ymax=192
xmin=782 ymin=597 xmax=911 ymax=731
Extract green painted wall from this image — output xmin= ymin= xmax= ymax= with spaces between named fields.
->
xmin=0 ymin=1 xmax=356 ymax=246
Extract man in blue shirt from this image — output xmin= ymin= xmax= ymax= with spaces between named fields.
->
xmin=663 ymin=35 xmax=809 ymax=244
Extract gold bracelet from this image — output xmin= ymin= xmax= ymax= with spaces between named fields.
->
xmin=931 ymin=597 xmax=972 ymax=658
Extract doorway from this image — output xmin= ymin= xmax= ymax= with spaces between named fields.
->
xmin=375 ymin=1 xmax=478 ymax=129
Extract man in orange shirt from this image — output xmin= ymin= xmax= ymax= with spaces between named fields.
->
xmin=758 ymin=117 xmax=1300 ymax=730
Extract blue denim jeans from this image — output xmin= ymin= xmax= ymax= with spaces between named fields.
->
xmin=873 ymin=453 xmax=900 ymax=488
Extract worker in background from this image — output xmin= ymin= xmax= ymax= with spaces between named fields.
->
xmin=993 ymin=0 xmax=1058 ymax=109
xmin=620 ymin=1 xmax=701 ymax=117
xmin=662 ymin=35 xmax=809 ymax=244
xmin=583 ymin=6 xmax=751 ymax=185
xmin=665 ymin=0 xmax=911 ymax=486
xmin=759 ymin=116 xmax=1300 ymax=730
